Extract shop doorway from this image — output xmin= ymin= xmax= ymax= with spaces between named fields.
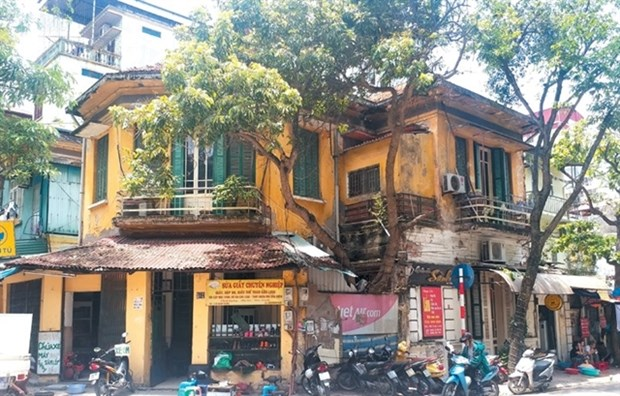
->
xmin=538 ymin=305 xmax=557 ymax=352
xmin=151 ymin=272 xmax=194 ymax=386
xmin=72 ymin=292 xmax=101 ymax=353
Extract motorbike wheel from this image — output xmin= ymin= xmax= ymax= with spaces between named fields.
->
xmin=498 ymin=370 xmax=508 ymax=384
xmin=487 ymin=382 xmax=499 ymax=396
xmin=376 ymin=377 xmax=396 ymax=396
xmin=300 ymin=376 xmax=314 ymax=395
xmin=336 ymin=371 xmax=359 ymax=391
xmin=417 ymin=377 xmax=432 ymax=395
xmin=316 ymin=383 xmax=330 ymax=396
xmin=94 ymin=379 xmax=110 ymax=396
xmin=441 ymin=383 xmax=459 ymax=396
xmin=507 ymin=377 xmax=528 ymax=395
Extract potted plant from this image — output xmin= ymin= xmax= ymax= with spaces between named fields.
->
xmin=212 ymin=175 xmax=260 ymax=214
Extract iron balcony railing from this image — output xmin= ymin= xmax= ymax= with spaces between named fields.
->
xmin=525 ymin=192 xmax=570 ymax=217
xmin=35 ymin=38 xmax=121 ymax=69
xmin=118 ymin=186 xmax=265 ymax=218
xmin=455 ymin=193 xmax=531 ymax=231
xmin=344 ymin=193 xmax=437 ymax=225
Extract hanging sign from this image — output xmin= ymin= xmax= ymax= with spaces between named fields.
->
xmin=580 ymin=317 xmax=590 ymax=338
xmin=544 ymin=295 xmax=563 ymax=311
xmin=421 ymin=286 xmax=444 ymax=338
xmin=207 ymin=279 xmax=284 ymax=305
xmin=0 ymin=221 xmax=16 ymax=257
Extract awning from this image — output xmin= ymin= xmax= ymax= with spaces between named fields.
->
xmin=490 ymin=270 xmax=575 ymax=295
xmin=0 ymin=266 xmax=21 ymax=281
xmin=1 ymin=235 xmax=344 ymax=274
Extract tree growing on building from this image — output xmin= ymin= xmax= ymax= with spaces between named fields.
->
xmin=470 ymin=0 xmax=620 ymax=367
xmin=0 ymin=0 xmax=70 ymax=193
xmin=112 ymin=0 xmax=468 ymax=337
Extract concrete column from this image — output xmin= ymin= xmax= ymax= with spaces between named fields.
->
xmin=126 ymin=272 xmax=151 ymax=385
xmin=40 ymin=276 xmax=63 ymax=331
xmin=192 ymin=273 xmax=210 ymax=364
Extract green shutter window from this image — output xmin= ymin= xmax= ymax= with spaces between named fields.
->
xmin=212 ymin=136 xmax=227 ymax=186
xmin=473 ymin=142 xmax=481 ymax=191
xmin=228 ymin=139 xmax=255 ymax=182
xmin=293 ymin=129 xmax=320 ymax=198
xmin=94 ymin=135 xmax=109 ymax=202
xmin=491 ymin=147 xmax=508 ymax=202
xmin=171 ymin=138 xmax=185 ymax=210
xmin=455 ymin=137 xmax=469 ymax=192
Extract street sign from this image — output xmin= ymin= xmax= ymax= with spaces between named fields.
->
xmin=0 ymin=221 xmax=16 ymax=258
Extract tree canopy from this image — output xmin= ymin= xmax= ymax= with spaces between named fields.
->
xmin=0 ymin=0 xmax=70 ymax=189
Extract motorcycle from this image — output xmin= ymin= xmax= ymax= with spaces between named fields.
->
xmin=507 ymin=348 xmax=555 ymax=394
xmin=441 ymin=343 xmax=499 ymax=396
xmin=88 ymin=332 xmax=134 ymax=396
xmin=386 ymin=358 xmax=432 ymax=396
xmin=350 ymin=360 xmax=396 ymax=396
xmin=486 ymin=355 xmax=508 ymax=384
xmin=299 ymin=344 xmax=331 ymax=396
xmin=336 ymin=340 xmax=393 ymax=392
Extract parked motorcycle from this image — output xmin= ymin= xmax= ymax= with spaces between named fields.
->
xmin=88 ymin=332 xmax=134 ymax=396
xmin=507 ymin=348 xmax=555 ymax=394
xmin=441 ymin=343 xmax=499 ymax=396
xmin=386 ymin=359 xmax=432 ymax=396
xmin=486 ymin=355 xmax=508 ymax=384
xmin=350 ymin=360 xmax=396 ymax=396
xmin=299 ymin=344 xmax=331 ymax=396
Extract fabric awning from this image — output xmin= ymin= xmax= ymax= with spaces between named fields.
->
xmin=490 ymin=270 xmax=575 ymax=295
xmin=0 ymin=266 xmax=21 ymax=281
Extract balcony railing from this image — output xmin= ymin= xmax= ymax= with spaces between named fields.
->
xmin=526 ymin=192 xmax=570 ymax=218
xmin=455 ymin=194 xmax=531 ymax=232
xmin=36 ymin=38 xmax=121 ymax=69
xmin=114 ymin=186 xmax=271 ymax=236
xmin=344 ymin=193 xmax=437 ymax=225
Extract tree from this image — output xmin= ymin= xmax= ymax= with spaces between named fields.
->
xmin=471 ymin=0 xmax=620 ymax=368
xmin=550 ymin=220 xmax=615 ymax=275
xmin=113 ymin=0 xmax=468 ymax=328
xmin=0 ymin=0 xmax=70 ymax=195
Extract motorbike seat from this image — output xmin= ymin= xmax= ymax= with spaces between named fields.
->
xmin=410 ymin=360 xmax=428 ymax=370
xmin=364 ymin=361 xmax=386 ymax=370
xmin=480 ymin=366 xmax=499 ymax=383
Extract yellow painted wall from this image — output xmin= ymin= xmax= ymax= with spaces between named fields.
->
xmin=40 ymin=276 xmax=63 ymax=331
xmin=48 ymin=234 xmax=79 ymax=252
xmin=192 ymin=273 xmax=209 ymax=365
xmin=125 ymin=272 xmax=152 ymax=385
xmin=65 ymin=274 xmax=101 ymax=292
xmin=82 ymin=126 xmax=134 ymax=239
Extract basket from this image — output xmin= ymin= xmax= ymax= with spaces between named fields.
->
xmin=564 ymin=368 xmax=579 ymax=375
xmin=593 ymin=361 xmax=609 ymax=371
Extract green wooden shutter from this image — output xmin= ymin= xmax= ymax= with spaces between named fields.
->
xmin=293 ymin=130 xmax=319 ymax=198
xmin=505 ymin=151 xmax=513 ymax=199
xmin=95 ymin=135 xmax=109 ymax=202
xmin=473 ymin=142 xmax=481 ymax=191
xmin=455 ymin=137 xmax=469 ymax=192
xmin=171 ymin=138 xmax=185 ymax=210
xmin=491 ymin=147 xmax=507 ymax=201
xmin=212 ymin=136 xmax=227 ymax=186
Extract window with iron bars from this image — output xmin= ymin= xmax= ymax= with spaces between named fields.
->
xmin=348 ymin=165 xmax=380 ymax=197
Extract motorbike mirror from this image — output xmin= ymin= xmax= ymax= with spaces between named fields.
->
xmin=122 ymin=331 xmax=128 ymax=338
xmin=94 ymin=347 xmax=101 ymax=353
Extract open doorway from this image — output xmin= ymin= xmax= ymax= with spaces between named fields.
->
xmin=538 ymin=305 xmax=557 ymax=352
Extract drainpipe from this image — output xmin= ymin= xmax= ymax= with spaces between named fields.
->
xmin=332 ymin=126 xmax=340 ymax=243
xmin=91 ymin=0 xmax=97 ymax=45
xmin=78 ymin=137 xmax=87 ymax=246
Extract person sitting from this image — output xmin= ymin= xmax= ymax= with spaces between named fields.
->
xmin=460 ymin=332 xmax=490 ymax=388
xmin=596 ymin=341 xmax=611 ymax=362
xmin=570 ymin=341 xmax=586 ymax=367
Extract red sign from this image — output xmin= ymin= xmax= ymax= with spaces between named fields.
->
xmin=580 ymin=317 xmax=590 ymax=338
xmin=421 ymin=286 xmax=444 ymax=338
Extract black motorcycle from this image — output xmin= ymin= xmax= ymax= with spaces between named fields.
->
xmin=88 ymin=332 xmax=134 ymax=396
xmin=299 ymin=344 xmax=331 ymax=396
xmin=387 ymin=359 xmax=432 ymax=396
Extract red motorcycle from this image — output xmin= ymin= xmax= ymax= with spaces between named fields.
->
xmin=487 ymin=354 xmax=508 ymax=384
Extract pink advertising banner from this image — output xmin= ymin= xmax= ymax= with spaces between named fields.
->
xmin=329 ymin=294 xmax=399 ymax=335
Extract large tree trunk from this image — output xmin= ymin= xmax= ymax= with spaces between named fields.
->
xmin=508 ymin=236 xmax=544 ymax=369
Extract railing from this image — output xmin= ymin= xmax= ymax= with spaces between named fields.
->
xmin=344 ymin=193 xmax=437 ymax=225
xmin=455 ymin=194 xmax=531 ymax=231
xmin=118 ymin=186 xmax=265 ymax=218
xmin=35 ymin=38 xmax=121 ymax=69
xmin=526 ymin=192 xmax=569 ymax=217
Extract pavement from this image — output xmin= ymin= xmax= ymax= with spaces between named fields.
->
xmin=24 ymin=367 xmax=620 ymax=395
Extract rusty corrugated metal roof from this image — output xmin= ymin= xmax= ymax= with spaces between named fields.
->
xmin=5 ymin=236 xmax=339 ymax=273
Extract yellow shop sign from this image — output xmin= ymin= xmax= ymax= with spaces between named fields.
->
xmin=207 ymin=279 xmax=285 ymax=306
xmin=0 ymin=221 xmax=16 ymax=258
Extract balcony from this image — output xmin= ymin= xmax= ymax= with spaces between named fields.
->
xmin=36 ymin=38 xmax=121 ymax=69
xmin=344 ymin=193 xmax=438 ymax=225
xmin=113 ymin=186 xmax=271 ymax=237
xmin=526 ymin=192 xmax=572 ymax=220
xmin=455 ymin=194 xmax=531 ymax=233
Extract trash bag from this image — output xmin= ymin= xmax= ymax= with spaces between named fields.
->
xmin=213 ymin=352 xmax=233 ymax=370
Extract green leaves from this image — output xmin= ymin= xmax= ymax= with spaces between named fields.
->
xmin=0 ymin=0 xmax=70 ymax=185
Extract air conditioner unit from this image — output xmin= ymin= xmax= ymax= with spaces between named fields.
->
xmin=442 ymin=173 xmax=466 ymax=194
xmin=480 ymin=241 xmax=506 ymax=263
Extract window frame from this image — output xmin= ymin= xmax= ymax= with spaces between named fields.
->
xmin=293 ymin=129 xmax=320 ymax=199
xmin=94 ymin=134 xmax=109 ymax=203
xmin=347 ymin=164 xmax=381 ymax=198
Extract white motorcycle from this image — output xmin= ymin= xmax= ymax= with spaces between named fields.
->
xmin=508 ymin=349 xmax=555 ymax=394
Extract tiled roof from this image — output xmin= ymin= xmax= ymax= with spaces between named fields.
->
xmin=5 ymin=236 xmax=339 ymax=273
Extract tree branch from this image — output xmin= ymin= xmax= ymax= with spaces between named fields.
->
xmin=580 ymin=185 xmax=617 ymax=226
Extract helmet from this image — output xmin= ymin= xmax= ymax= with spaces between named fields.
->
xmin=459 ymin=332 xmax=473 ymax=343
